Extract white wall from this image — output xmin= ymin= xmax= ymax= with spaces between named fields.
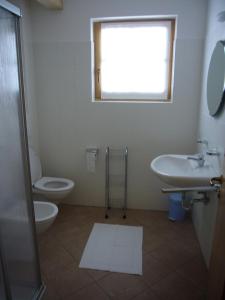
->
xmin=9 ymin=0 xmax=40 ymax=151
xmin=31 ymin=0 xmax=207 ymax=209
xmin=193 ymin=0 xmax=225 ymax=266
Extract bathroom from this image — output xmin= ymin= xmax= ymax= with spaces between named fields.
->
xmin=0 ymin=0 xmax=225 ymax=299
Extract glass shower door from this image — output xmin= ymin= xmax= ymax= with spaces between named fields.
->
xmin=0 ymin=3 xmax=43 ymax=299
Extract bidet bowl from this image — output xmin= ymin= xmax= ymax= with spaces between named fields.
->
xmin=34 ymin=201 xmax=58 ymax=234
xmin=151 ymin=154 xmax=219 ymax=187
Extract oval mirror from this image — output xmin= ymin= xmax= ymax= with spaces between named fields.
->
xmin=207 ymin=41 xmax=225 ymax=116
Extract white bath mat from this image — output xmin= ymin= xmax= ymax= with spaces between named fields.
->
xmin=79 ymin=223 xmax=143 ymax=275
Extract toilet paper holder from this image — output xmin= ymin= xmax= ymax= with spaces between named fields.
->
xmin=86 ymin=147 xmax=99 ymax=173
xmin=86 ymin=147 xmax=99 ymax=157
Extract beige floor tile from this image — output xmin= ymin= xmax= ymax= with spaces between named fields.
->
xmin=171 ymin=234 xmax=202 ymax=257
xmin=143 ymin=227 xmax=167 ymax=254
xmin=97 ymin=273 xmax=147 ymax=300
xmin=135 ymin=210 xmax=170 ymax=228
xmin=176 ymin=255 xmax=208 ymax=290
xmin=87 ymin=269 xmax=109 ymax=281
xmin=42 ymin=280 xmax=61 ymax=300
xmin=151 ymin=272 xmax=203 ymax=300
xmin=66 ymin=282 xmax=110 ymax=300
xmin=132 ymin=288 xmax=160 ymax=300
xmin=142 ymin=252 xmax=173 ymax=286
xmin=39 ymin=243 xmax=75 ymax=280
xmin=60 ymin=231 xmax=90 ymax=262
xmin=149 ymin=241 xmax=195 ymax=270
xmin=39 ymin=205 xmax=207 ymax=300
xmin=50 ymin=265 xmax=94 ymax=298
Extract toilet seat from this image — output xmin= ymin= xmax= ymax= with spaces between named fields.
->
xmin=34 ymin=177 xmax=74 ymax=192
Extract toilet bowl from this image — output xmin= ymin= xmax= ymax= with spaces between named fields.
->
xmin=33 ymin=200 xmax=58 ymax=234
xmin=29 ymin=147 xmax=75 ymax=204
xmin=34 ymin=177 xmax=74 ymax=200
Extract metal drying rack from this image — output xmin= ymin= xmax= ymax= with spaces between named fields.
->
xmin=105 ymin=147 xmax=128 ymax=219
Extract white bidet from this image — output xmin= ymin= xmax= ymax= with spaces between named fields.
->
xmin=34 ymin=201 xmax=58 ymax=234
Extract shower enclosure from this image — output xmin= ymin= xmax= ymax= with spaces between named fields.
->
xmin=0 ymin=1 xmax=44 ymax=299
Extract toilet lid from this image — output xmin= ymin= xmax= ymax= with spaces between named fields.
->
xmin=29 ymin=147 xmax=42 ymax=183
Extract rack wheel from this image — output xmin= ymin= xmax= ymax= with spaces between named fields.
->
xmin=105 ymin=214 xmax=108 ymax=219
xmin=123 ymin=214 xmax=126 ymax=219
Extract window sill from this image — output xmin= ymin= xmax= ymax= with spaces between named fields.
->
xmin=92 ymin=99 xmax=173 ymax=104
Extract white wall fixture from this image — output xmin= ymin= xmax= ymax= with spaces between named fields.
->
xmin=86 ymin=147 xmax=98 ymax=173
xmin=35 ymin=0 xmax=63 ymax=10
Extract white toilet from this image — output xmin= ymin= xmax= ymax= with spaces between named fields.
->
xmin=29 ymin=147 xmax=75 ymax=204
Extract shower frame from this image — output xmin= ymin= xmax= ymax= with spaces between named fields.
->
xmin=0 ymin=1 xmax=45 ymax=299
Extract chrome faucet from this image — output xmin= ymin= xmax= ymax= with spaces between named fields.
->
xmin=187 ymin=153 xmax=205 ymax=167
xmin=197 ymin=139 xmax=208 ymax=148
xmin=187 ymin=139 xmax=208 ymax=167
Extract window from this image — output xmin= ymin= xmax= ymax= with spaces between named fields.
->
xmin=93 ymin=18 xmax=176 ymax=102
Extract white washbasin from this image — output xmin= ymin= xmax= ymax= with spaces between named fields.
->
xmin=151 ymin=154 xmax=219 ymax=187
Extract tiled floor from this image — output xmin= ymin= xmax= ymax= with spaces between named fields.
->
xmin=38 ymin=205 xmax=208 ymax=300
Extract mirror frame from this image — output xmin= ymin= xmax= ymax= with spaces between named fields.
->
xmin=207 ymin=40 xmax=225 ymax=116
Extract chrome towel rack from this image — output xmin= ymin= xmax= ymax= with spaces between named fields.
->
xmin=105 ymin=147 xmax=128 ymax=219
xmin=161 ymin=185 xmax=220 ymax=210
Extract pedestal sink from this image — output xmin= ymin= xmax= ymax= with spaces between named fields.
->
xmin=151 ymin=154 xmax=219 ymax=187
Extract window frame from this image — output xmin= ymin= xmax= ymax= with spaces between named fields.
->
xmin=93 ymin=17 xmax=176 ymax=102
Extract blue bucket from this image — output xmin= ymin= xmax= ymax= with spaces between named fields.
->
xmin=168 ymin=193 xmax=186 ymax=221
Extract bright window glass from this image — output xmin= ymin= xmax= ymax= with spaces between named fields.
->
xmin=94 ymin=19 xmax=175 ymax=101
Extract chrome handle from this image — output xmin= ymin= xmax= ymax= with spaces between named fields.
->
xmin=187 ymin=154 xmax=204 ymax=160
xmin=206 ymin=148 xmax=220 ymax=156
xmin=97 ymin=68 xmax=100 ymax=84
xmin=197 ymin=139 xmax=208 ymax=147
xmin=210 ymin=175 xmax=225 ymax=186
